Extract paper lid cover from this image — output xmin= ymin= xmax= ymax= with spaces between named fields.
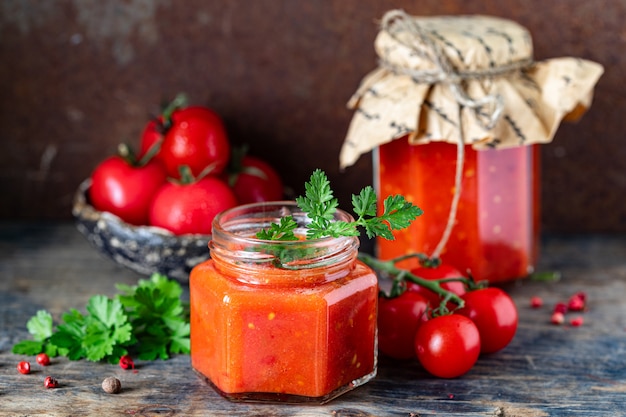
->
xmin=340 ymin=10 xmax=604 ymax=169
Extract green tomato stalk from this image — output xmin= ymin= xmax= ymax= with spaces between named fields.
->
xmin=357 ymin=252 xmax=481 ymax=312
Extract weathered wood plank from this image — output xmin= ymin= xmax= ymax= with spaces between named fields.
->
xmin=1 ymin=223 xmax=625 ymax=416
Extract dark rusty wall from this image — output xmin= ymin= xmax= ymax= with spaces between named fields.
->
xmin=0 ymin=0 xmax=624 ymax=233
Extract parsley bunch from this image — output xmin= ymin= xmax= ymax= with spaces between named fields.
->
xmin=257 ymin=169 xmax=423 ymax=241
xmin=116 ymin=274 xmax=190 ymax=360
xmin=12 ymin=274 xmax=189 ymax=363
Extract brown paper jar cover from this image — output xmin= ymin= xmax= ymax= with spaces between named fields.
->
xmin=340 ymin=10 xmax=604 ymax=169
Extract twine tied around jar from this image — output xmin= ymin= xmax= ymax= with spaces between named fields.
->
xmin=379 ymin=9 xmax=533 ymax=260
xmin=379 ymin=9 xmax=534 ymax=132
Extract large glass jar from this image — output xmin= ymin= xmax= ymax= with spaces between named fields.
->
xmin=189 ymin=202 xmax=378 ymax=404
xmin=339 ymin=11 xmax=602 ymax=284
xmin=375 ymin=137 xmax=540 ymax=283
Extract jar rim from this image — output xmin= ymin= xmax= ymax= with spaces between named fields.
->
xmin=210 ymin=201 xmax=359 ymax=272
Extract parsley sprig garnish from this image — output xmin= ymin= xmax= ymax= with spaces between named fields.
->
xmin=12 ymin=274 xmax=189 ymax=363
xmin=257 ymin=169 xmax=423 ymax=241
xmin=256 ymin=216 xmax=298 ymax=241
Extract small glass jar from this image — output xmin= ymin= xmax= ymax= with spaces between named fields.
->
xmin=375 ymin=137 xmax=540 ymax=283
xmin=190 ymin=202 xmax=378 ymax=404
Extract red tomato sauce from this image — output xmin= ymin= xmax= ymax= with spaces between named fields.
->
xmin=190 ymin=259 xmax=378 ymax=400
xmin=376 ymin=137 xmax=539 ymax=283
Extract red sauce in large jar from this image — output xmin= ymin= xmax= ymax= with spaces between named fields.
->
xmin=376 ymin=137 xmax=540 ymax=283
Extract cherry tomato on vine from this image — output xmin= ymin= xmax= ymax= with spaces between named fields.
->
xmin=158 ymin=106 xmax=231 ymax=179
xmin=408 ymin=263 xmax=467 ymax=308
xmin=226 ymin=155 xmax=283 ymax=204
xmin=149 ymin=175 xmax=237 ymax=235
xmin=456 ymin=287 xmax=518 ymax=354
xmin=378 ymin=291 xmax=429 ymax=360
xmin=414 ymin=314 xmax=480 ymax=378
xmin=89 ymin=148 xmax=167 ymax=226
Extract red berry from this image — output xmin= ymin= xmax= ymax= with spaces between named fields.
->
xmin=119 ymin=354 xmax=135 ymax=370
xmin=44 ymin=376 xmax=58 ymax=389
xmin=553 ymin=302 xmax=568 ymax=314
xmin=530 ymin=296 xmax=543 ymax=308
xmin=36 ymin=353 xmax=50 ymax=366
xmin=551 ymin=311 xmax=565 ymax=325
xmin=570 ymin=316 xmax=584 ymax=327
xmin=568 ymin=293 xmax=586 ymax=311
xmin=17 ymin=361 xmax=31 ymax=374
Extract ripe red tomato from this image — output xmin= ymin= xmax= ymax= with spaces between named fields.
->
xmin=456 ymin=287 xmax=518 ymax=354
xmin=414 ymin=314 xmax=480 ymax=378
xmin=149 ymin=176 xmax=237 ymax=235
xmin=158 ymin=106 xmax=230 ymax=179
xmin=90 ymin=155 xmax=167 ymax=226
xmin=139 ymin=117 xmax=165 ymax=160
xmin=408 ymin=263 xmax=467 ymax=308
xmin=227 ymin=155 xmax=283 ymax=204
xmin=378 ymin=291 xmax=429 ymax=360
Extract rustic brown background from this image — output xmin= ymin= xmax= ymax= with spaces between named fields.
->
xmin=0 ymin=0 xmax=624 ymax=233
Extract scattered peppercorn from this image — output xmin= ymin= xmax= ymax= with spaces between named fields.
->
xmin=36 ymin=353 xmax=51 ymax=366
xmin=551 ymin=311 xmax=565 ymax=325
xmin=530 ymin=296 xmax=543 ymax=308
xmin=17 ymin=361 xmax=31 ymax=374
xmin=119 ymin=354 xmax=135 ymax=370
xmin=44 ymin=376 xmax=59 ymax=389
xmin=102 ymin=376 xmax=122 ymax=394
xmin=570 ymin=316 xmax=584 ymax=327
xmin=553 ymin=302 xmax=568 ymax=314
xmin=568 ymin=292 xmax=586 ymax=312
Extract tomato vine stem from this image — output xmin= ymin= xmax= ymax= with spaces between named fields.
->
xmin=357 ymin=252 xmax=469 ymax=309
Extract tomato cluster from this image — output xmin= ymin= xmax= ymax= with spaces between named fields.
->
xmin=378 ymin=262 xmax=518 ymax=379
xmin=89 ymin=96 xmax=283 ymax=235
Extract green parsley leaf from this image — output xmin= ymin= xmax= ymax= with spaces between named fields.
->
xmin=50 ymin=320 xmax=86 ymax=360
xmin=12 ymin=340 xmax=45 ymax=355
xmin=12 ymin=310 xmax=58 ymax=356
xmin=358 ymin=194 xmax=424 ymax=240
xmin=256 ymin=216 xmax=298 ymax=241
xmin=296 ymin=168 xmax=339 ymax=223
xmin=48 ymin=298 xmax=132 ymax=362
xmin=116 ymin=273 xmax=190 ymax=360
xmin=86 ymin=295 xmax=129 ymax=330
xmin=352 ymin=186 xmax=378 ymax=219
xmin=26 ymin=310 xmax=54 ymax=341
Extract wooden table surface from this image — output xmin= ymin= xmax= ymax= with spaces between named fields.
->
xmin=1 ymin=223 xmax=625 ymax=416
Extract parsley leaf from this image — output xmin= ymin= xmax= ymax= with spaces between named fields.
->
xmin=116 ymin=274 xmax=190 ymax=360
xmin=357 ymin=194 xmax=424 ymax=240
xmin=256 ymin=216 xmax=298 ymax=241
xmin=49 ymin=297 xmax=132 ymax=362
xmin=11 ymin=340 xmax=45 ymax=356
xmin=12 ymin=310 xmax=57 ymax=356
xmin=27 ymin=310 xmax=54 ymax=341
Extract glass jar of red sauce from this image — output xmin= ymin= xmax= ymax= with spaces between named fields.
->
xmin=375 ymin=137 xmax=540 ymax=283
xmin=339 ymin=11 xmax=602 ymax=284
xmin=190 ymin=202 xmax=378 ymax=403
